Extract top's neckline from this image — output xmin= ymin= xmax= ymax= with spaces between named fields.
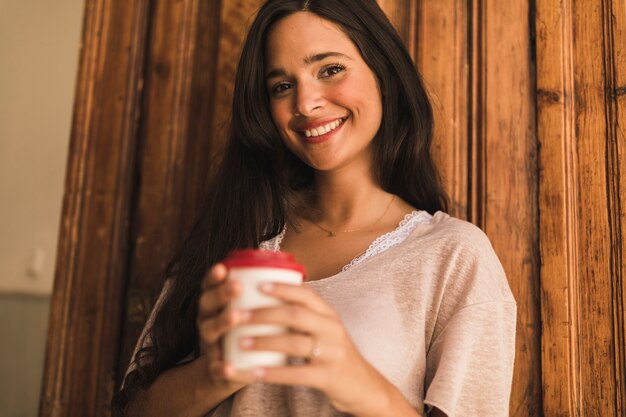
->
xmin=259 ymin=210 xmax=433 ymax=280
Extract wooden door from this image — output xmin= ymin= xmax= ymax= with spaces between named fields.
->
xmin=40 ymin=1 xmax=625 ymax=416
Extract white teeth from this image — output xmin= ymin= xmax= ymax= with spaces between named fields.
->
xmin=304 ymin=118 xmax=344 ymax=138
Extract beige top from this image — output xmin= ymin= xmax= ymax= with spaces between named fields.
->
xmin=127 ymin=211 xmax=517 ymax=417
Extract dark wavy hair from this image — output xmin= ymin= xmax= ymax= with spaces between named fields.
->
xmin=113 ymin=0 xmax=448 ymax=414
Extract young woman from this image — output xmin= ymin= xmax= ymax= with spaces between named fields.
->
xmin=113 ymin=1 xmax=517 ymax=416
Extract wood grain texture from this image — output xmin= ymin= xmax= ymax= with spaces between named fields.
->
xmin=116 ymin=0 xmax=264 ymax=386
xmin=380 ymin=0 xmax=469 ymax=220
xmin=537 ymin=0 xmax=626 ymax=415
xmin=536 ymin=1 xmax=581 ymax=415
xmin=183 ymin=0 xmax=225 ymax=222
xmin=473 ymin=1 xmax=542 ymax=415
xmin=208 ymin=0 xmax=264 ymax=165
xmin=39 ymin=0 xmax=151 ymax=415
xmin=610 ymin=0 xmax=626 ymax=414
xmin=377 ymin=0 xmax=418 ymax=55
xmin=469 ymin=0 xmax=487 ymax=230
xmin=114 ymin=0 xmax=224 ymax=387
xmin=414 ymin=0 xmax=470 ymax=220
xmin=572 ymin=1 xmax=620 ymax=414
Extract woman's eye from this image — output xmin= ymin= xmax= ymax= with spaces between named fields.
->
xmin=320 ymin=64 xmax=346 ymax=78
xmin=271 ymin=83 xmax=292 ymax=95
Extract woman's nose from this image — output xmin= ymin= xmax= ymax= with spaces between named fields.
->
xmin=294 ymin=82 xmax=325 ymax=116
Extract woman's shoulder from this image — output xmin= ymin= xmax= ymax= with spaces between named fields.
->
xmin=403 ymin=211 xmax=495 ymax=255
xmin=399 ymin=211 xmax=515 ymax=305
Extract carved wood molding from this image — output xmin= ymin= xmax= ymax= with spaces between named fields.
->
xmin=40 ymin=0 xmax=152 ymax=415
xmin=537 ymin=0 xmax=626 ymax=415
xmin=478 ymin=2 xmax=542 ymax=415
xmin=114 ymin=0 xmax=225 ymax=387
xmin=535 ymin=0 xmax=581 ymax=414
xmin=377 ymin=0 xmax=419 ymax=56
xmin=610 ymin=0 xmax=626 ymax=411
xmin=414 ymin=0 xmax=470 ymax=220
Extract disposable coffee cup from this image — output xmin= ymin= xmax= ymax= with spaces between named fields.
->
xmin=222 ymin=249 xmax=306 ymax=370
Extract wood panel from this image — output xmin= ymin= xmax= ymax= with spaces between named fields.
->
xmin=535 ymin=0 xmax=581 ymax=414
xmin=414 ymin=0 xmax=470 ymax=220
xmin=115 ymin=0 xmax=265 ymax=387
xmin=379 ymin=0 xmax=470 ymax=220
xmin=572 ymin=0 xmax=623 ymax=414
xmin=377 ymin=0 xmax=418 ymax=56
xmin=40 ymin=1 xmax=151 ymax=415
xmin=385 ymin=1 xmax=541 ymax=415
xmin=537 ymin=0 xmax=626 ymax=415
xmin=471 ymin=1 xmax=542 ymax=415
xmin=612 ymin=0 xmax=626 ymax=411
xmin=208 ymin=0 xmax=265 ymax=165
xmin=114 ymin=0 xmax=224 ymax=387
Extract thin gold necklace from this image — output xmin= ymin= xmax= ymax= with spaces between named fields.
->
xmin=310 ymin=195 xmax=396 ymax=237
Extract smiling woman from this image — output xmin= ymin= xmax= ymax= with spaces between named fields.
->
xmin=112 ymin=1 xmax=516 ymax=416
xmin=265 ymin=12 xmax=383 ymax=173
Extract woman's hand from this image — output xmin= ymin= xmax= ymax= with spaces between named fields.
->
xmin=196 ymin=263 xmax=250 ymax=391
xmin=224 ymin=282 xmax=395 ymax=416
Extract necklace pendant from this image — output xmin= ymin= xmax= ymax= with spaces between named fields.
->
xmin=328 ymin=231 xmax=336 ymax=237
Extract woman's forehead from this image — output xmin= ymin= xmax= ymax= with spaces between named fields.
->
xmin=264 ymin=12 xmax=357 ymax=67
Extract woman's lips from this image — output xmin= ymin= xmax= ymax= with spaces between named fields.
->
xmin=297 ymin=116 xmax=349 ymax=144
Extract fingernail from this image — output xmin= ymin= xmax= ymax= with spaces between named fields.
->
xmin=252 ymin=367 xmax=265 ymax=380
xmin=240 ymin=337 xmax=253 ymax=348
xmin=260 ymin=282 xmax=274 ymax=292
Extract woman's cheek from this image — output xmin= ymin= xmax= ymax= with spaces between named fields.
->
xmin=270 ymin=104 xmax=292 ymax=132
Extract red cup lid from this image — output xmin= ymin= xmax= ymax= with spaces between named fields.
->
xmin=223 ymin=249 xmax=307 ymax=280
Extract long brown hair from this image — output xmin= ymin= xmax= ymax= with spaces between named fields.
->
xmin=113 ymin=0 xmax=448 ymax=413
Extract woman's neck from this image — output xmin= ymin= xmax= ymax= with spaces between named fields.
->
xmin=309 ymin=168 xmax=393 ymax=229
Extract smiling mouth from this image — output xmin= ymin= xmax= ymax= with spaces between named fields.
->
xmin=301 ymin=117 xmax=348 ymax=138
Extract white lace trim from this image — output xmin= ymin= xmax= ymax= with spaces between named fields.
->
xmin=259 ymin=210 xmax=433 ymax=272
xmin=259 ymin=229 xmax=285 ymax=252
xmin=341 ymin=210 xmax=432 ymax=271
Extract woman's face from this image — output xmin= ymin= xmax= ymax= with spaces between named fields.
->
xmin=264 ymin=12 xmax=383 ymax=173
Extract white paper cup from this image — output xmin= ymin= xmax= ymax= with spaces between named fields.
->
xmin=223 ymin=250 xmax=306 ymax=370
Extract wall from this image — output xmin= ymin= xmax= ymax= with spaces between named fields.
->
xmin=0 ymin=294 xmax=50 ymax=416
xmin=0 ymin=0 xmax=83 ymax=415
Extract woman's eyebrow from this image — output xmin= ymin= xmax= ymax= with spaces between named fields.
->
xmin=303 ymin=51 xmax=351 ymax=65
xmin=265 ymin=51 xmax=352 ymax=81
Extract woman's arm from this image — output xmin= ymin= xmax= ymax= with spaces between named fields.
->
xmin=125 ymin=354 xmax=242 ymax=417
xmin=126 ymin=264 xmax=249 ymax=416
